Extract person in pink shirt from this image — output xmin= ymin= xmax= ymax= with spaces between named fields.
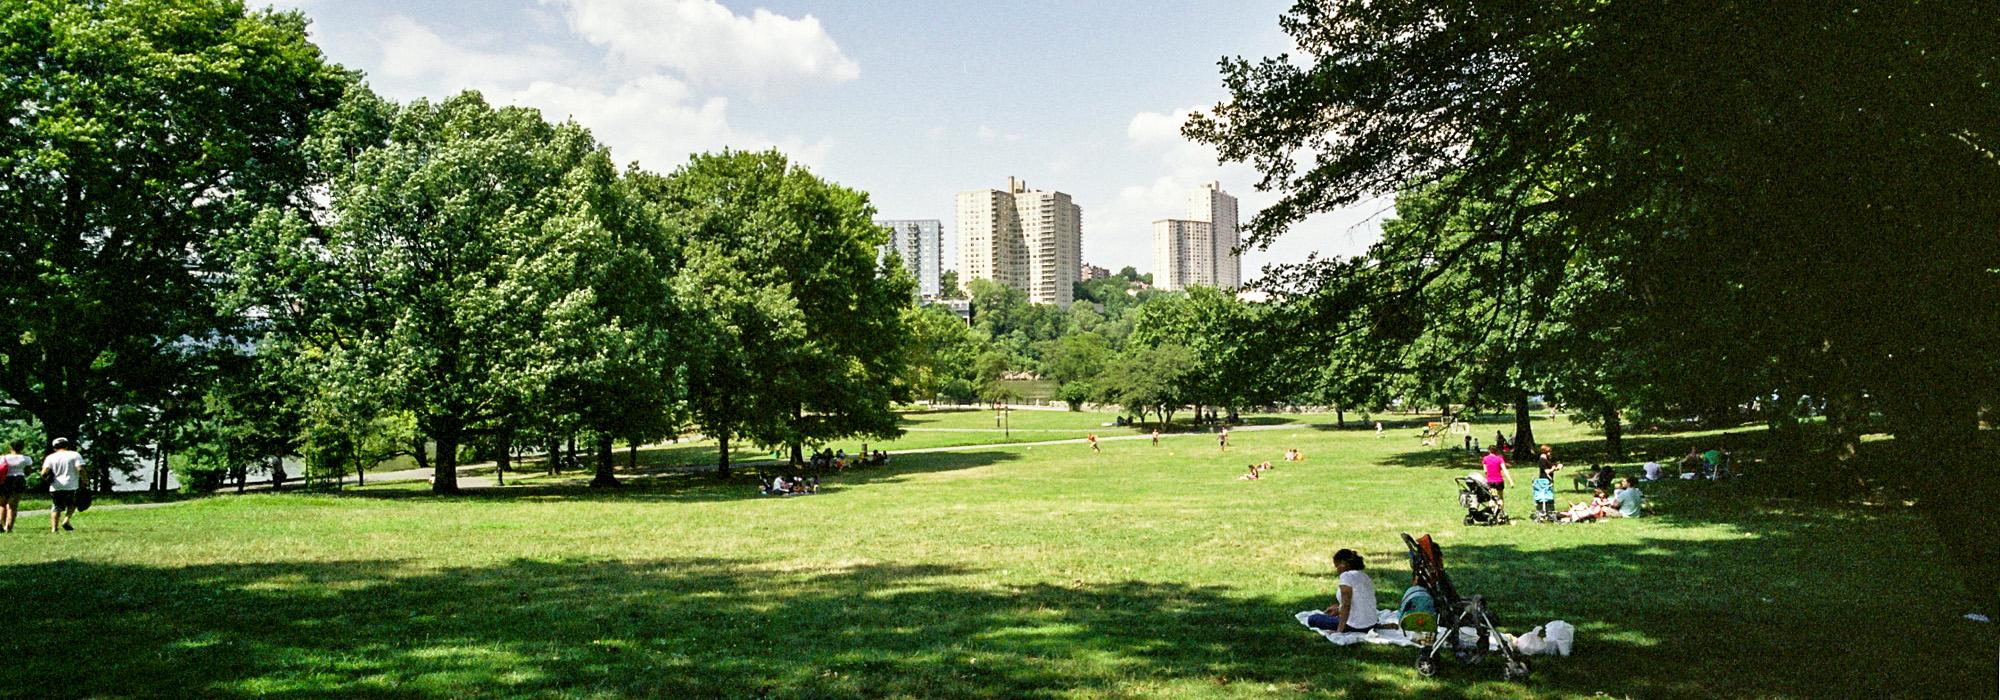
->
xmin=1482 ymin=445 xmax=1514 ymax=511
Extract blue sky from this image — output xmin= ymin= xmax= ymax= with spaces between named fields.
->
xmin=269 ymin=0 xmax=1386 ymax=279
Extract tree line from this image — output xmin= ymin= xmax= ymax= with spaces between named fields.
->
xmin=1185 ymin=0 xmax=2000 ymax=616
xmin=0 ymin=0 xmax=911 ymax=493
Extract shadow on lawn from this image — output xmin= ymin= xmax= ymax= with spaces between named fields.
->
xmin=330 ymin=450 xmax=1026 ymax=505
xmin=7 ymin=505 xmax=1984 ymax=699
xmin=1379 ymin=424 xmax=1770 ymax=474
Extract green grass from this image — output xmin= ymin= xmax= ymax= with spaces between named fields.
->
xmin=0 ymin=417 xmax=1986 ymax=698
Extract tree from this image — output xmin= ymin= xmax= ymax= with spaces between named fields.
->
xmin=231 ymin=91 xmax=632 ymax=493
xmin=901 ymin=305 xmax=980 ymax=404
xmin=937 ymin=270 xmax=966 ymax=300
xmin=1096 ymin=344 xmax=1196 ymax=426
xmin=1189 ymin=0 xmax=2000 ymax=613
xmin=0 ymin=0 xmax=347 ymax=454
xmin=661 ymin=150 xmax=914 ymax=468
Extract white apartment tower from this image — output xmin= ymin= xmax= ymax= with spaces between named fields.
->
xmin=873 ymin=219 xmax=944 ymax=299
xmin=956 ymin=177 xmax=1082 ymax=307
xmin=1153 ymin=182 xmax=1242 ymax=291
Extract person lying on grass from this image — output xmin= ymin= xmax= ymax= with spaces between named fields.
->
xmin=1238 ymin=463 xmax=1264 ymax=480
xmin=1306 ymin=549 xmax=1388 ymax=633
xmin=1559 ymin=488 xmax=1616 ymax=522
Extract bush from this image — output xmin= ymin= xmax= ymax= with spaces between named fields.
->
xmin=1055 ymin=382 xmax=1094 ymax=411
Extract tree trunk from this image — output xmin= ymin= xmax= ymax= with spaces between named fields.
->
xmin=1438 ymin=392 xmax=1452 ymax=420
xmin=1336 ymin=406 xmax=1346 ymax=429
xmin=1883 ymin=379 xmax=1996 ymax=618
xmin=628 ymin=443 xmax=637 ymax=470
xmin=1511 ymin=391 xmax=1537 ymax=461
xmin=716 ymin=432 xmax=733 ymax=479
xmin=494 ymin=430 xmax=510 ymax=487
xmin=269 ymin=456 xmax=286 ymax=491
xmin=590 ymin=433 xmax=618 ymax=487
xmin=411 ymin=435 xmax=430 ymax=475
xmin=1603 ymin=407 xmax=1625 ymax=460
xmin=566 ymin=434 xmax=578 ymax=469
xmin=431 ymin=428 xmax=459 ymax=494
xmin=547 ymin=437 xmax=561 ymax=475
xmin=152 ymin=448 xmax=166 ymax=492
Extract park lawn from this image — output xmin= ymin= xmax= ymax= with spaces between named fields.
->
xmin=0 ymin=418 xmax=1985 ymax=698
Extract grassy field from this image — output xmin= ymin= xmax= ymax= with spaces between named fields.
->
xmin=0 ymin=416 xmax=1987 ymax=698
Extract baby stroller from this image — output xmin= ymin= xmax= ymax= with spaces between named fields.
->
xmin=1529 ymin=478 xmax=1558 ymax=523
xmin=1402 ymin=533 xmax=1531 ymax=681
xmin=1457 ymin=476 xmax=1508 ymax=526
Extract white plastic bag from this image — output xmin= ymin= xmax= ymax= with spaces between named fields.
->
xmin=1512 ymin=626 xmax=1547 ymax=655
xmin=1545 ymin=620 xmax=1575 ymax=656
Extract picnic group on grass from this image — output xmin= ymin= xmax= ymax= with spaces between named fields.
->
xmin=0 ymin=438 xmax=89 ymax=534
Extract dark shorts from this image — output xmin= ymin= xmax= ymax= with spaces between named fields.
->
xmin=1306 ymin=613 xmax=1376 ymax=633
xmin=50 ymin=489 xmax=79 ymax=511
xmin=0 ymin=475 xmax=23 ymax=496
xmin=1487 ymin=481 xmax=1506 ymax=495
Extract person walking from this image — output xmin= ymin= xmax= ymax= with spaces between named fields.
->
xmin=42 ymin=438 xmax=85 ymax=533
xmin=1218 ymin=426 xmax=1230 ymax=452
xmin=1374 ymin=421 xmax=1383 ymax=438
xmin=0 ymin=441 xmax=28 ymax=533
xmin=1482 ymin=444 xmax=1514 ymax=514
xmin=1150 ymin=428 xmax=1161 ymax=447
xmin=1087 ymin=433 xmax=1101 ymax=453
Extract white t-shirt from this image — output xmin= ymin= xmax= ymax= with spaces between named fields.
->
xmin=1337 ymin=570 xmax=1380 ymax=629
xmin=43 ymin=451 xmax=83 ymax=491
xmin=0 ymin=454 xmax=28 ymax=479
xmin=1642 ymin=461 xmax=1661 ymax=480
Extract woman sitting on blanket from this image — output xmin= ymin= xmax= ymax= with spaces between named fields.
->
xmin=1560 ymin=488 xmax=1616 ymax=522
xmin=1238 ymin=464 xmax=1262 ymax=480
xmin=1306 ymin=549 xmax=1383 ymax=633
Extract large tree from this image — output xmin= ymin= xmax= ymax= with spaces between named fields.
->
xmin=231 ymin=90 xmax=634 ymax=493
xmin=0 ymin=0 xmax=347 ymax=455
xmin=1190 ymin=0 xmax=2000 ymax=613
xmin=662 ymin=150 xmax=914 ymax=468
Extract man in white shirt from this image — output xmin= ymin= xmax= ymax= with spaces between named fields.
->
xmin=1642 ymin=459 xmax=1662 ymax=481
xmin=41 ymin=438 xmax=85 ymax=532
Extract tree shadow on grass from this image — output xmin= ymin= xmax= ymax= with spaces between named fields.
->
xmin=327 ymin=450 xmax=1026 ymax=505
xmin=7 ymin=506 xmax=1985 ymax=699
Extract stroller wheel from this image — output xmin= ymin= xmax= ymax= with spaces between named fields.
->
xmin=1505 ymin=659 xmax=1530 ymax=681
xmin=1415 ymin=655 xmax=1439 ymax=677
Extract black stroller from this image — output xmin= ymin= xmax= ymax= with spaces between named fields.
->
xmin=1457 ymin=476 xmax=1508 ymax=526
xmin=1402 ymin=532 xmax=1531 ymax=680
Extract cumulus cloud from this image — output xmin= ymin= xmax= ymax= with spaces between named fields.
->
xmin=515 ymin=76 xmax=833 ymax=171
xmin=549 ymin=0 xmax=859 ymax=97
xmin=370 ymin=15 xmax=572 ymax=97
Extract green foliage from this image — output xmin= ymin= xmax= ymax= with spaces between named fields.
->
xmin=228 ymin=90 xmax=633 ymax=492
xmin=0 ymin=0 xmax=347 ymax=450
xmin=661 ymin=150 xmax=914 ymax=466
xmin=900 ymin=306 xmax=980 ymax=403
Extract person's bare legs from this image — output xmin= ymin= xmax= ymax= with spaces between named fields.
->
xmin=50 ymin=505 xmax=61 ymax=533
xmin=1 ymin=495 xmax=15 ymax=531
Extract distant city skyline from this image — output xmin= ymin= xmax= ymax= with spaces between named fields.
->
xmin=270 ymin=0 xmax=1390 ymax=280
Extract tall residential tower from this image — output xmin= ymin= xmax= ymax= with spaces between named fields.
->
xmin=873 ymin=219 xmax=943 ymax=299
xmin=1152 ymin=181 xmax=1241 ymax=291
xmin=956 ymin=177 xmax=1082 ymax=307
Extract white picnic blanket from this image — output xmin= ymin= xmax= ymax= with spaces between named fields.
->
xmin=1293 ymin=610 xmax=1420 ymax=647
xmin=1294 ymin=610 xmax=1508 ymax=650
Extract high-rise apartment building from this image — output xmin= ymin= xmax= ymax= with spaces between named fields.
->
xmin=1153 ymin=182 xmax=1242 ymax=291
xmin=956 ymin=177 xmax=1082 ymax=307
xmin=874 ymin=219 xmax=943 ymax=299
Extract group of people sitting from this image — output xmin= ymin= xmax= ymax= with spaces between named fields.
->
xmin=809 ymin=447 xmax=887 ymax=472
xmin=762 ymin=474 xmax=821 ymax=496
xmin=1238 ymin=461 xmax=1276 ymax=480
xmin=1553 ymin=476 xmax=1644 ymax=522
xmin=1282 ymin=448 xmax=1306 ymax=462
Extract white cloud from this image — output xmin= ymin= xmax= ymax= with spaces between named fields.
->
xmin=549 ymin=0 xmax=859 ymax=97
xmin=514 ymin=77 xmax=833 ymax=171
xmin=976 ymin=125 xmax=1023 ymax=142
xmin=370 ymin=15 xmax=571 ymax=98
